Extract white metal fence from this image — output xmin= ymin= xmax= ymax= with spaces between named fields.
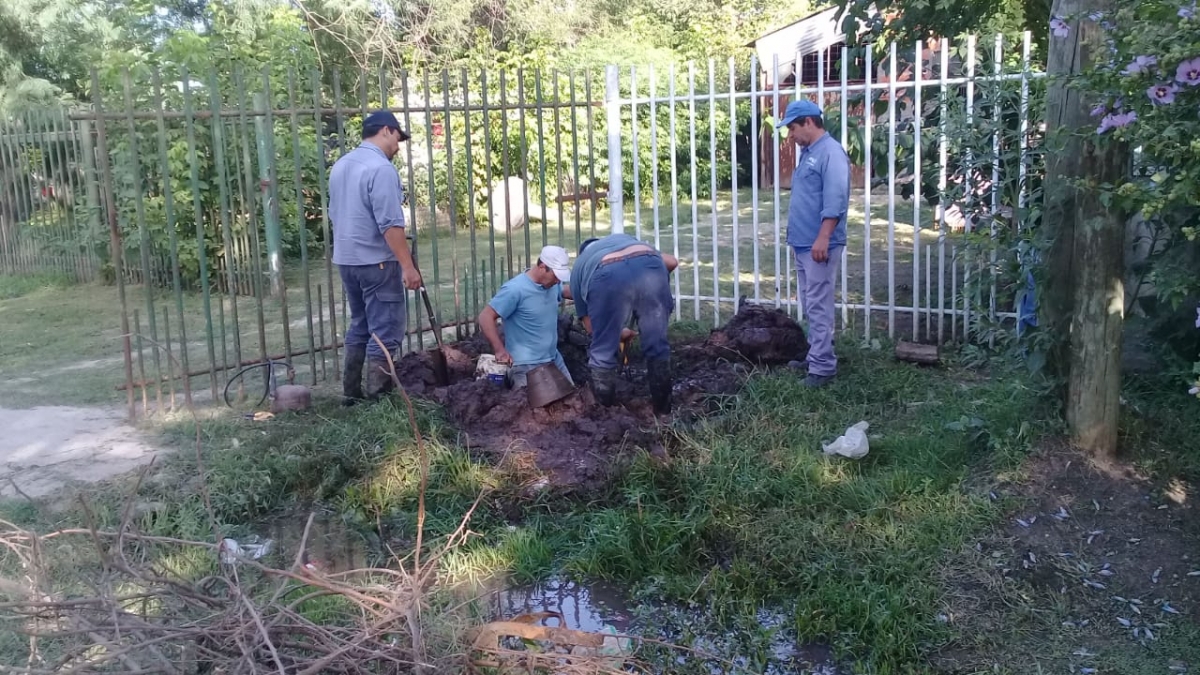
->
xmin=604 ymin=32 xmax=1044 ymax=344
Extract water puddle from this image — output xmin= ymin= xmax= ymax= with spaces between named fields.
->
xmin=477 ymin=575 xmax=842 ymax=675
xmin=236 ymin=511 xmax=841 ymax=674
xmin=486 ymin=575 xmax=633 ymax=634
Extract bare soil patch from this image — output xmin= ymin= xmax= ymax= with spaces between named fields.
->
xmin=0 ymin=406 xmax=161 ymax=500
xmin=935 ymin=441 xmax=1200 ymax=672
xmin=393 ymin=303 xmax=809 ymax=491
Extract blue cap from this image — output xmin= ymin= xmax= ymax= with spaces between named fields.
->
xmin=362 ymin=110 xmax=409 ymax=140
xmin=776 ymin=99 xmax=823 ymax=129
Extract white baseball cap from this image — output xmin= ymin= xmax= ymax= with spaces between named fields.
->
xmin=539 ymin=245 xmax=571 ymax=283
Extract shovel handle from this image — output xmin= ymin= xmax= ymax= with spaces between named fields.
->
xmin=419 ymin=286 xmax=445 ymax=348
xmin=407 ymin=236 xmax=445 ymax=349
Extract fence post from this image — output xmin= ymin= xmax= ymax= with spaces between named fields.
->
xmin=253 ymin=90 xmax=284 ymax=296
xmin=90 ymin=69 xmax=137 ymax=420
xmin=78 ymin=119 xmax=103 ymax=266
xmin=605 ymin=65 xmax=623 ymax=235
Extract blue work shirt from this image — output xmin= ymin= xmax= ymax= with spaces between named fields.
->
xmin=489 ymin=272 xmax=564 ymax=366
xmin=569 ymin=233 xmax=642 ymax=321
xmin=329 ymin=143 xmax=407 ymax=266
xmin=787 ymin=133 xmax=850 ymax=251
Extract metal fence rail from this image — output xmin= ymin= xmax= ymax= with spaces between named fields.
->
xmin=0 ymin=32 xmax=1045 ymax=417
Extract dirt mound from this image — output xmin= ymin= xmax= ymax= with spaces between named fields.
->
xmin=703 ymin=302 xmax=810 ymax=365
xmin=396 ymin=303 xmax=808 ymax=490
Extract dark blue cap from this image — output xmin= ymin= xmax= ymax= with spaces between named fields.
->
xmin=362 ymin=110 xmax=409 ymax=140
xmin=776 ymin=99 xmax=823 ymax=129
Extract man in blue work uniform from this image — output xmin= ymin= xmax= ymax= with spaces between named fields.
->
xmin=477 ymin=245 xmax=576 ymax=389
xmin=777 ymin=99 xmax=850 ymax=388
xmin=329 ymin=110 xmax=424 ymax=404
xmin=572 ymin=234 xmax=679 ymax=415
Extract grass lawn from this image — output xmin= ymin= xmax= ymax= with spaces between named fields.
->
xmin=2 ymin=302 xmax=1197 ymax=673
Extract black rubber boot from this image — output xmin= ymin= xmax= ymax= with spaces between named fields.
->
xmin=365 ymin=358 xmax=395 ymax=400
xmin=342 ymin=346 xmax=367 ymax=406
xmin=646 ymin=358 xmax=673 ymax=416
xmin=591 ymin=367 xmax=618 ymax=407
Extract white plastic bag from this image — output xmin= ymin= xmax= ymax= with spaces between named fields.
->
xmin=822 ymin=421 xmax=870 ymax=459
xmin=219 ymin=538 xmax=274 ymax=564
xmin=475 ymin=354 xmax=510 ymax=384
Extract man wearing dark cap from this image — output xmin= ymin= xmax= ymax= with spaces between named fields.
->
xmin=777 ymin=99 xmax=850 ymax=388
xmin=329 ymin=110 xmax=423 ymax=404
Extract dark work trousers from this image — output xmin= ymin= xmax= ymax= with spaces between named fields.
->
xmin=586 ymin=251 xmax=675 ymax=371
xmin=339 ymin=261 xmax=408 ymax=361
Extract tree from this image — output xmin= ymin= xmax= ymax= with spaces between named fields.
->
xmin=837 ymin=0 xmax=1050 ymax=54
xmin=1042 ymin=0 xmax=1128 ymax=459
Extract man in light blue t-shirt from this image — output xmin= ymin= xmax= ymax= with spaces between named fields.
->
xmin=477 ymin=245 xmax=575 ymax=388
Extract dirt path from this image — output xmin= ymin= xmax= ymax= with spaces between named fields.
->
xmin=0 ymin=406 xmax=162 ymax=500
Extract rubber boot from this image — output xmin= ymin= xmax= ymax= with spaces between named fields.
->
xmin=365 ymin=358 xmax=395 ymax=400
xmin=646 ymin=358 xmax=673 ymax=416
xmin=591 ymin=367 xmax=618 ymax=407
xmin=342 ymin=346 xmax=367 ymax=406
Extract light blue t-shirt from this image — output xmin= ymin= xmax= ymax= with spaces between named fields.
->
xmin=787 ymin=132 xmax=850 ymax=251
xmin=329 ymin=143 xmax=407 ymax=266
xmin=489 ymin=273 xmax=564 ymax=366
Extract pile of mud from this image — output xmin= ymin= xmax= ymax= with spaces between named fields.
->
xmin=393 ymin=302 xmax=808 ymax=491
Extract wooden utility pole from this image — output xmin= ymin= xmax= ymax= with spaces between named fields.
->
xmin=1043 ymin=0 xmax=1128 ymax=459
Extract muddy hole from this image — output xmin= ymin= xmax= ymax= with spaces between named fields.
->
xmin=393 ymin=302 xmax=808 ymax=491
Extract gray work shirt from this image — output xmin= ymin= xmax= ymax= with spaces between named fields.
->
xmin=570 ymin=233 xmax=642 ymax=320
xmin=328 ymin=142 xmax=406 ymax=266
xmin=787 ymin=132 xmax=850 ymax=251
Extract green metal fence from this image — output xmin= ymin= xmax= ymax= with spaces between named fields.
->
xmin=1 ymin=65 xmax=619 ymax=416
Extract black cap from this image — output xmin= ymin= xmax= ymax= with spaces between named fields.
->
xmin=578 ymin=237 xmax=600 ymax=256
xmin=362 ymin=110 xmax=409 ymax=141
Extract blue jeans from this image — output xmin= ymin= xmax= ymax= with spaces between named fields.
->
xmin=587 ymin=252 xmax=674 ymax=370
xmin=508 ymin=352 xmax=574 ymax=388
xmin=339 ymin=261 xmax=408 ymax=361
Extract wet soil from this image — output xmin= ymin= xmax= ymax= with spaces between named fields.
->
xmin=392 ymin=303 xmax=808 ymax=491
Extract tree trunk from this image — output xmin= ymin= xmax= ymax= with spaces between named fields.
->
xmin=1043 ymin=0 xmax=1128 ymax=460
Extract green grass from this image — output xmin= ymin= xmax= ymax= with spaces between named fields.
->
xmin=1 ymin=337 xmax=1045 ymax=671
xmin=0 ymin=272 xmax=72 ymax=299
xmin=4 ymin=340 xmax=1198 ymax=672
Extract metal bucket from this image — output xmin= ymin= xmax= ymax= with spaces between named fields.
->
xmin=526 ymin=362 xmax=576 ymax=408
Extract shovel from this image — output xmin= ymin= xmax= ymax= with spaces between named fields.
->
xmin=418 ymin=285 xmax=450 ymax=386
xmin=409 ymin=240 xmax=450 ymax=386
